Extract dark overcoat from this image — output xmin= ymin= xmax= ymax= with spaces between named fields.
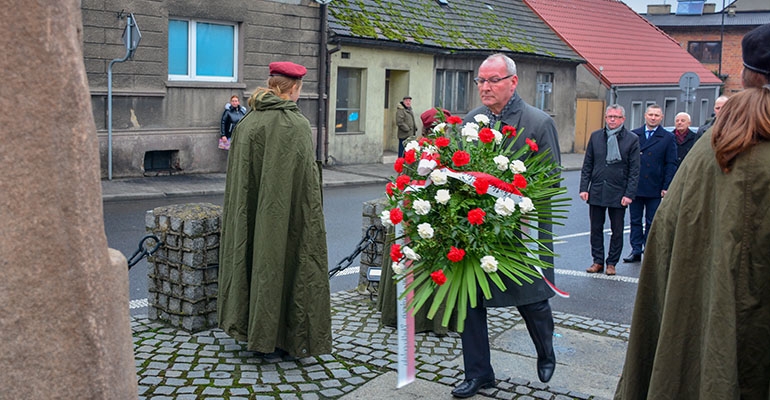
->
xmin=630 ymin=126 xmax=677 ymax=197
xmin=579 ymin=127 xmax=640 ymax=208
xmin=614 ymin=131 xmax=770 ymax=399
xmin=463 ymin=92 xmax=561 ymax=307
xmin=217 ymin=91 xmax=331 ymax=357
xmin=674 ymin=128 xmax=700 ymax=166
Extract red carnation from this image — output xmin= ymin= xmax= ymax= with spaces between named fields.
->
xmin=396 ymin=174 xmax=411 ymax=190
xmin=418 ymin=137 xmax=433 ymax=146
xmin=447 ymin=246 xmax=466 ymax=262
xmin=502 ymin=125 xmax=517 ymax=137
xmin=525 ymin=138 xmax=539 ymax=152
xmin=479 ymin=127 xmax=495 ymax=144
xmin=394 ymin=158 xmax=405 ymax=173
xmin=389 ymin=208 xmax=403 ymax=225
xmin=385 ymin=182 xmax=396 ymax=196
xmin=447 ymin=116 xmax=463 ymax=125
xmin=452 ymin=150 xmax=470 ymax=167
xmin=435 ymin=137 xmax=450 ymax=148
xmin=404 ymin=149 xmax=417 ymax=164
xmin=473 ymin=178 xmax=489 ymax=195
xmin=430 ymin=269 xmax=447 ymax=286
xmin=513 ymin=174 xmax=527 ymax=189
xmin=468 ymin=208 xmax=486 ymax=225
xmin=390 ymin=243 xmax=403 ymax=262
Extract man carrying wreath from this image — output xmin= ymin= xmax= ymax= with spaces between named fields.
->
xmin=452 ymin=53 xmax=562 ymax=398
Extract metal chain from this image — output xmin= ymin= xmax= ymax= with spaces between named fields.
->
xmin=328 ymin=224 xmax=384 ymax=280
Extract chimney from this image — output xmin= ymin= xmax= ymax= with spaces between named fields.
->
xmin=703 ymin=3 xmax=716 ymax=13
xmin=647 ymin=4 xmax=672 ymax=14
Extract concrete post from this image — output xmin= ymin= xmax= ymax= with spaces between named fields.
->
xmin=145 ymin=203 xmax=221 ymax=332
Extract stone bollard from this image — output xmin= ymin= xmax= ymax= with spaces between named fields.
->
xmin=358 ymin=197 xmax=389 ymax=293
xmin=145 ymin=203 xmax=221 ymax=332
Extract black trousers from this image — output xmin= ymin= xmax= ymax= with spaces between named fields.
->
xmin=460 ymin=299 xmax=553 ymax=379
xmin=589 ymin=205 xmax=626 ymax=266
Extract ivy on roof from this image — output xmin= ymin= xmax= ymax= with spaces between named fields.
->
xmin=329 ymin=0 xmax=541 ymax=54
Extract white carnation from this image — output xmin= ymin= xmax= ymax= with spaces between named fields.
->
xmin=518 ymin=197 xmax=535 ymax=214
xmin=510 ymin=160 xmax=527 ymax=174
xmin=461 ymin=123 xmax=479 ymax=142
xmin=391 ymin=261 xmax=406 ymax=275
xmin=430 ymin=169 xmax=448 ymax=185
xmin=493 ymin=129 xmax=503 ymax=145
xmin=480 ymin=255 xmax=499 ymax=273
xmin=380 ymin=210 xmax=394 ymax=227
xmin=412 ymin=199 xmax=432 ymax=215
xmin=474 ymin=114 xmax=490 ymax=125
xmin=417 ymin=223 xmax=434 ymax=239
xmin=434 ymin=189 xmax=451 ymax=205
xmin=433 ymin=123 xmax=447 ymax=134
xmin=493 ymin=154 xmax=510 ymax=171
xmin=494 ymin=197 xmax=517 ymax=216
xmin=405 ymin=140 xmax=420 ymax=152
xmin=402 ymin=246 xmax=421 ymax=261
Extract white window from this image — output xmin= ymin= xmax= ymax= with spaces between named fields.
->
xmin=536 ymin=72 xmax=554 ymax=112
xmin=335 ymin=68 xmax=363 ymax=133
xmin=168 ymin=19 xmax=238 ymax=82
xmin=434 ymin=70 xmax=471 ymax=114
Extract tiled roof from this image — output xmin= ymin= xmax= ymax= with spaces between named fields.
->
xmin=524 ymin=0 xmax=723 ymax=86
xmin=327 ymin=0 xmax=581 ymax=62
xmin=643 ymin=11 xmax=770 ymax=27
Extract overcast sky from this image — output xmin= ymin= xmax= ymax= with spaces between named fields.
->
xmin=621 ymin=0 xmax=725 ymax=14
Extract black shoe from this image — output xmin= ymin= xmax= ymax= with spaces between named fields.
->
xmin=623 ymin=253 xmax=641 ymax=263
xmin=538 ymin=358 xmax=556 ymax=383
xmin=451 ymin=376 xmax=496 ymax=398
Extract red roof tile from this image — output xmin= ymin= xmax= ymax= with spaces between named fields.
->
xmin=524 ymin=0 xmax=722 ymax=86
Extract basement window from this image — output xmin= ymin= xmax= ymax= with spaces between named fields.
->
xmin=144 ymin=150 xmax=178 ymax=173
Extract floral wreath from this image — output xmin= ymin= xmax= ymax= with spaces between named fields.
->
xmin=382 ymin=111 xmax=568 ymax=331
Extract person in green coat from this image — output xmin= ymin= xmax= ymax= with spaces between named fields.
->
xmin=218 ymin=61 xmax=331 ymax=358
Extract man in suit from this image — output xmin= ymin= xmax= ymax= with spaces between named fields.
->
xmin=580 ymin=105 xmax=640 ymax=276
xmin=453 ymin=53 xmax=561 ymax=398
xmin=623 ymin=104 xmax=677 ymax=263
xmin=696 ymin=96 xmax=728 ymax=135
xmin=672 ymin=112 xmax=699 ymax=166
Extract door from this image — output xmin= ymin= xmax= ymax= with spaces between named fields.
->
xmin=575 ymin=99 xmax=605 ymax=153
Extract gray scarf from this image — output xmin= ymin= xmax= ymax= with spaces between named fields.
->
xmin=606 ymin=126 xmax=622 ymax=164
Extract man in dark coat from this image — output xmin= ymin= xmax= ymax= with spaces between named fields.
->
xmin=395 ymin=96 xmax=417 ymax=157
xmin=623 ymin=104 xmax=677 ymax=263
xmin=452 ymin=53 xmax=561 ymax=398
xmin=580 ymin=105 xmax=639 ymax=276
xmin=696 ymin=95 xmax=727 ymax=136
xmin=672 ymin=112 xmax=699 ymax=166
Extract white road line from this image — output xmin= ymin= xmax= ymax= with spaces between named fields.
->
xmin=555 ymin=226 xmax=631 ymax=240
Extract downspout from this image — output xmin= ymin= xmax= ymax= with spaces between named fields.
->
xmin=317 ymin=4 xmax=329 ymax=162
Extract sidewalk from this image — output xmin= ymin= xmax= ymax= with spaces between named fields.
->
xmin=112 ymin=154 xmax=632 ymax=400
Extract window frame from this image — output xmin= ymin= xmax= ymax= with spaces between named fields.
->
xmin=434 ymin=69 xmax=471 ymax=114
xmin=687 ymin=40 xmax=721 ymax=64
xmin=335 ymin=67 xmax=364 ymax=134
xmin=168 ymin=18 xmax=239 ymax=83
xmin=536 ymin=72 xmax=554 ymax=112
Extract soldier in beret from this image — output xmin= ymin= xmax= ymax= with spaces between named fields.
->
xmin=218 ymin=61 xmax=332 ymax=358
xmin=615 ymin=23 xmax=770 ymax=399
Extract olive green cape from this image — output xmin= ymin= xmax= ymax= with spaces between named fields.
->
xmin=614 ymin=132 xmax=770 ymax=399
xmin=217 ymin=92 xmax=331 ymax=357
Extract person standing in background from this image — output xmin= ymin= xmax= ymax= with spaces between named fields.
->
xmin=580 ymin=105 xmax=639 ymax=277
xmin=672 ymin=112 xmax=699 ymax=166
xmin=623 ymin=105 xmax=677 ymax=263
xmin=395 ymin=96 xmax=417 ymax=157
xmin=696 ymin=95 xmax=728 ymax=136
xmin=219 ymin=95 xmax=246 ymax=150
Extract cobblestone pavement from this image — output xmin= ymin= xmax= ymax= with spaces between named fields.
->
xmin=133 ymin=291 xmax=628 ymax=399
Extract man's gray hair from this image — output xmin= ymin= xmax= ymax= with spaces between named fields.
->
xmin=606 ymin=104 xmax=625 ymax=117
xmin=485 ymin=53 xmax=517 ymax=76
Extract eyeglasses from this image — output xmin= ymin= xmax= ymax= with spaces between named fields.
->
xmin=474 ymin=74 xmax=513 ymax=85
xmin=605 ymin=115 xmax=625 ymax=119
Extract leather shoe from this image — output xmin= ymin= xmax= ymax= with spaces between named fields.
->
xmin=606 ymin=264 xmax=616 ymax=275
xmin=451 ymin=376 xmax=496 ymax=398
xmin=623 ymin=253 xmax=641 ymax=263
xmin=538 ymin=358 xmax=556 ymax=383
xmin=585 ymin=263 xmax=603 ymax=273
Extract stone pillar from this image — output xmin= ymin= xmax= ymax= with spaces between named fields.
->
xmin=145 ymin=203 xmax=221 ymax=332
xmin=358 ymin=197 xmax=389 ymax=290
xmin=0 ymin=2 xmax=137 ymax=398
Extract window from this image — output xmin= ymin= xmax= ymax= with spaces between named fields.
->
xmin=687 ymin=41 xmax=721 ymax=63
xmin=168 ymin=19 xmax=238 ymax=82
xmin=664 ymin=98 xmax=677 ymax=126
xmin=700 ymin=99 xmax=710 ymax=125
xmin=335 ymin=68 xmax=363 ymax=133
xmin=631 ymin=102 xmax=643 ymax=129
xmin=434 ymin=70 xmax=470 ymax=113
xmin=536 ymin=72 xmax=554 ymax=112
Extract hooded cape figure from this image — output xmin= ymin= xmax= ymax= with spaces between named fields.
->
xmin=217 ymin=91 xmax=332 ymax=358
xmin=614 ymin=131 xmax=770 ymax=399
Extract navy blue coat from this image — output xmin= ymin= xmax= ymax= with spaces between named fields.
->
xmin=631 ymin=126 xmax=678 ymax=198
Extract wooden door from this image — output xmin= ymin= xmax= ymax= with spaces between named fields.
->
xmin=575 ymin=99 xmax=605 ymax=153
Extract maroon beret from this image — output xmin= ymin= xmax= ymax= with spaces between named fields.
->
xmin=421 ymin=108 xmax=451 ymax=128
xmin=269 ymin=61 xmax=307 ymax=79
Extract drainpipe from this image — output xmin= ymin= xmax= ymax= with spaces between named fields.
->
xmin=317 ymin=3 xmax=329 ymax=162
xmin=107 ymin=13 xmax=137 ymax=180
